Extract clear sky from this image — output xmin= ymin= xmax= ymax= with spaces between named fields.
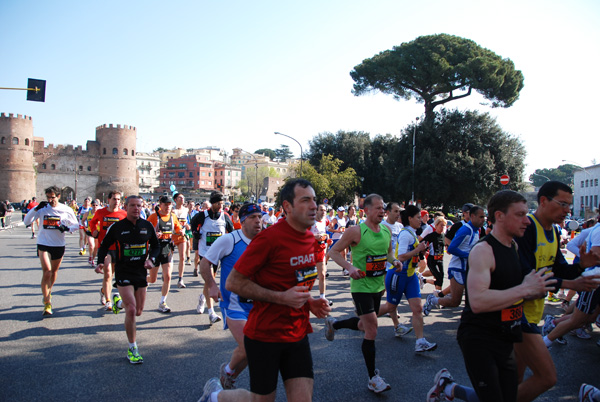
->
xmin=1 ymin=0 xmax=598 ymax=179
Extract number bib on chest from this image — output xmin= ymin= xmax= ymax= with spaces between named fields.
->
xmin=43 ymin=215 xmax=61 ymax=230
xmin=295 ymin=266 xmax=318 ymax=290
xmin=365 ymin=254 xmax=386 ymax=277
xmin=206 ymin=232 xmax=222 ymax=246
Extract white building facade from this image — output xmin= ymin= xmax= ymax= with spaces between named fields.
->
xmin=573 ymin=163 xmax=600 ymax=218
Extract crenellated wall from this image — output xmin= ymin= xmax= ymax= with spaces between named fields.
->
xmin=0 ymin=113 xmax=36 ymax=202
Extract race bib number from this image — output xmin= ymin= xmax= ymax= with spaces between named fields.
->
xmin=434 ymin=254 xmax=443 ymax=261
xmin=124 ymin=243 xmax=147 ymax=259
xmin=103 ymin=216 xmax=120 ymax=230
xmin=365 ymin=254 xmax=386 ymax=277
xmin=206 ymin=232 xmax=222 ymax=246
xmin=295 ymin=265 xmax=318 ymax=290
xmin=501 ymin=304 xmax=523 ymax=322
xmin=160 ymin=230 xmax=173 ymax=241
xmin=43 ymin=215 xmax=61 ymax=230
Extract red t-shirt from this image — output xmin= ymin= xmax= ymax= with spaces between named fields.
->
xmin=234 ymin=219 xmax=317 ymax=343
xmin=89 ymin=207 xmax=127 ymax=249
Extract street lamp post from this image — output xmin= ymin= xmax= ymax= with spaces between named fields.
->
xmin=531 ymin=172 xmax=551 ymax=183
xmin=274 ymin=132 xmax=303 ymax=176
xmin=411 ymin=117 xmax=420 ymax=204
xmin=240 ymin=149 xmax=259 ymax=202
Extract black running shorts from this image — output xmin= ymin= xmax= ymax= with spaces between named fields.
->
xmin=37 ymin=244 xmax=65 ymax=260
xmin=244 ymin=335 xmax=313 ymax=395
xmin=351 ymin=291 xmax=384 ymax=316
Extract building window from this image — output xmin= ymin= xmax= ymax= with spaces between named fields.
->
xmin=0 ymin=137 xmax=5 ymax=144
xmin=595 ymin=195 xmax=598 ymax=208
xmin=25 ymin=139 xmax=30 ymax=146
xmin=87 ymin=166 xmax=92 ymax=171
xmin=178 ymin=172 xmax=184 ymax=178
xmin=188 ymin=181 xmax=193 ymax=186
xmin=42 ymin=163 xmax=46 ymax=169
xmin=79 ymin=166 xmax=83 ymax=171
xmin=131 ymin=150 xmax=134 ymax=156
xmin=201 ymin=180 xmax=205 ymax=185
xmin=201 ymin=172 xmax=206 ymax=176
xmin=585 ymin=195 xmax=589 ymax=206
xmin=123 ymin=148 xmax=128 ymax=155
xmin=189 ymin=172 xmax=193 ymax=178
xmin=208 ymin=172 xmax=212 ymax=177
xmin=12 ymin=137 xmax=19 ymax=145
xmin=113 ymin=148 xmax=118 ymax=155
xmin=51 ymin=164 xmax=56 ymax=170
xmin=596 ymin=179 xmax=599 ymax=186
xmin=103 ymin=148 xmax=106 ymax=155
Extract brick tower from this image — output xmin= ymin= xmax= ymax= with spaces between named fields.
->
xmin=0 ymin=113 xmax=36 ymax=203
xmin=95 ymin=124 xmax=139 ymax=200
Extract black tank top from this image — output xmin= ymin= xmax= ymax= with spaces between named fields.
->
xmin=458 ymin=234 xmax=524 ymax=343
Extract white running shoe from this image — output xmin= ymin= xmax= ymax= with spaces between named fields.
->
xmin=104 ymin=302 xmax=113 ymax=311
xmin=542 ymin=315 xmax=556 ymax=337
xmin=574 ymin=327 xmax=592 ymax=339
xmin=100 ymin=288 xmax=107 ymax=305
xmin=415 ymin=338 xmax=437 ymax=352
xmin=158 ymin=302 xmax=171 ymax=313
xmin=197 ymin=294 xmax=206 ymax=314
xmin=579 ymin=383 xmax=600 ymax=402
xmin=209 ymin=311 xmax=222 ymax=324
xmin=178 ymin=279 xmax=186 ymax=288
xmin=427 ymin=368 xmax=454 ymax=402
xmin=219 ymin=363 xmax=236 ymax=389
xmin=423 ymin=293 xmax=438 ymax=316
xmin=367 ymin=369 xmax=391 ymax=393
xmin=394 ymin=323 xmax=413 ymax=337
xmin=199 ymin=377 xmax=223 ymax=402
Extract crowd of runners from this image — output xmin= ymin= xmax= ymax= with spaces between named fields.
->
xmin=13 ymin=178 xmax=600 ymax=401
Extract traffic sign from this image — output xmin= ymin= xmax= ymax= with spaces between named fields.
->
xmin=500 ymin=175 xmax=510 ymax=185
xmin=323 ymin=198 xmax=328 ymax=204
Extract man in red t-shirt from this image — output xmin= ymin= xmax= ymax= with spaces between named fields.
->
xmin=27 ymin=197 xmax=39 ymax=238
xmin=198 ymin=179 xmax=331 ymax=402
xmin=90 ymin=191 xmax=127 ymax=311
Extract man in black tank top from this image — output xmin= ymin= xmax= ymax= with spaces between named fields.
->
xmin=427 ymin=190 xmax=557 ymax=402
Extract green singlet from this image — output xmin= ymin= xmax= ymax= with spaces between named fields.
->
xmin=350 ymin=222 xmax=391 ymax=293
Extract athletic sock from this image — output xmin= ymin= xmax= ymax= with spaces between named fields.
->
xmin=453 ymin=384 xmax=478 ymax=402
xmin=225 ymin=364 xmax=235 ymax=375
xmin=333 ymin=316 xmax=360 ymax=331
xmin=129 ymin=342 xmax=137 ymax=350
xmin=208 ymin=307 xmax=215 ymax=315
xmin=543 ymin=335 xmax=553 ymax=348
xmin=210 ymin=391 xmax=221 ymax=402
xmin=160 ymin=295 xmax=167 ymax=304
xmin=179 ymin=276 xmax=183 ymax=281
xmin=361 ymin=339 xmax=376 ymax=379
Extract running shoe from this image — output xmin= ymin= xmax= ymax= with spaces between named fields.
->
xmin=185 ymin=258 xmax=191 ymax=266
xmin=579 ymin=383 xmax=600 ymax=402
xmin=367 ymin=369 xmax=391 ymax=393
xmin=324 ymin=316 xmax=336 ymax=341
xmin=418 ymin=272 xmax=425 ymax=290
xmin=427 ymin=368 xmax=454 ymax=402
xmin=127 ymin=346 xmax=143 ymax=364
xmin=394 ymin=323 xmax=413 ymax=337
xmin=197 ymin=294 xmax=206 ymax=314
xmin=112 ymin=294 xmax=123 ymax=314
xmin=542 ymin=315 xmax=556 ymax=337
xmin=178 ymin=279 xmax=186 ymax=289
xmin=557 ymin=290 xmax=566 ymax=299
xmin=219 ymin=363 xmax=236 ymax=389
xmin=158 ymin=302 xmax=171 ymax=313
xmin=208 ymin=311 xmax=222 ymax=324
xmin=42 ymin=302 xmax=53 ymax=316
xmin=78 ymin=249 xmax=84 ymax=255
xmin=561 ymin=300 xmax=570 ymax=311
xmin=198 ymin=378 xmax=223 ymax=402
xmin=556 ymin=335 xmax=568 ymax=345
xmin=104 ymin=302 xmax=113 ymax=311
xmin=423 ymin=294 xmax=438 ymax=317
xmin=81 ymin=248 xmax=86 ymax=256
xmin=31 ymin=233 xmax=35 ymax=239
xmin=100 ymin=288 xmax=107 ymax=305
xmin=547 ymin=295 xmax=561 ymax=303
xmin=574 ymin=328 xmax=592 ymax=339
xmin=415 ymin=338 xmax=438 ymax=353
xmin=584 ymin=323 xmax=593 ymax=334
xmin=193 ymin=269 xmax=199 ymax=277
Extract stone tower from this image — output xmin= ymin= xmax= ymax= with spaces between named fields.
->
xmin=0 ymin=113 xmax=36 ymax=202
xmin=95 ymin=124 xmax=139 ymax=200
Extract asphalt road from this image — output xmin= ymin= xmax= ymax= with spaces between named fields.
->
xmin=0 ymin=224 xmax=597 ymax=401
